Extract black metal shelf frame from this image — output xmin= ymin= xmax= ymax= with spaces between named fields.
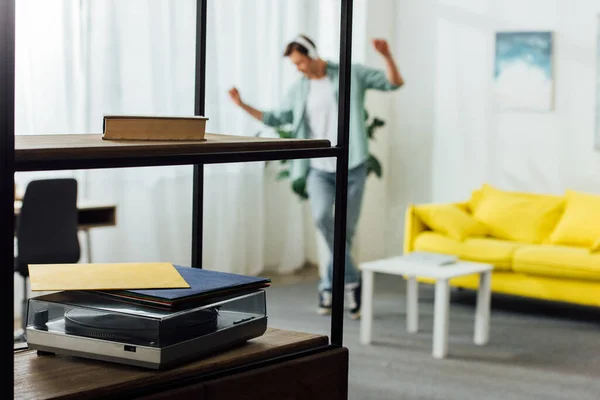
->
xmin=1 ymin=0 xmax=353 ymax=396
xmin=1 ymin=0 xmax=16 ymax=398
xmin=14 ymin=146 xmax=342 ymax=172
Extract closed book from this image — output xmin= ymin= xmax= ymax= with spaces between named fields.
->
xmin=102 ymin=115 xmax=208 ymax=141
xmin=94 ymin=266 xmax=270 ymax=309
xmin=402 ymin=251 xmax=457 ymax=266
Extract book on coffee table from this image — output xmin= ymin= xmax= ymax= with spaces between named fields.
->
xmin=401 ymin=251 xmax=458 ymax=266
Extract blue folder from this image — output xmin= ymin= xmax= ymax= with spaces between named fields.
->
xmin=97 ymin=265 xmax=270 ymax=309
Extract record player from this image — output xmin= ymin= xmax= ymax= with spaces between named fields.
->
xmin=25 ymin=289 xmax=268 ymax=369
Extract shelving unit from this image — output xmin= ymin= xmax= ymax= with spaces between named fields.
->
xmin=2 ymin=0 xmax=354 ymax=398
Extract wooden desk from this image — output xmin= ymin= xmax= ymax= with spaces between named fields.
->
xmin=14 ymin=328 xmax=349 ymax=400
xmin=14 ymin=200 xmax=117 ymax=262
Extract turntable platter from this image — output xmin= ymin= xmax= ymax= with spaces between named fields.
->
xmin=64 ymin=308 xmax=219 ymax=345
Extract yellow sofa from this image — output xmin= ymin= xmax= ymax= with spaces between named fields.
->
xmin=403 ymin=184 xmax=600 ymax=308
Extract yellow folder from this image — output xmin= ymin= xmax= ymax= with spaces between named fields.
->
xmin=28 ymin=262 xmax=190 ymax=291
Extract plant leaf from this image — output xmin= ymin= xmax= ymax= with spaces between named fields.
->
xmin=276 ymin=128 xmax=294 ymax=139
xmin=366 ymin=154 xmax=383 ymax=178
xmin=367 ymin=125 xmax=375 ymax=139
xmin=292 ymin=177 xmax=309 ymax=200
xmin=276 ymin=170 xmax=290 ymax=180
xmin=373 ymin=118 xmax=385 ymax=127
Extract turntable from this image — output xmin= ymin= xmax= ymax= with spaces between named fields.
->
xmin=25 ymin=289 xmax=268 ymax=369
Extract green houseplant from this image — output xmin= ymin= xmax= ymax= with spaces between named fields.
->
xmin=260 ymin=109 xmax=385 ymax=200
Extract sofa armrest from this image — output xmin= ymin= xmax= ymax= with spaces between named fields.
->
xmin=403 ymin=204 xmax=428 ymax=254
xmin=403 ymin=202 xmax=470 ymax=254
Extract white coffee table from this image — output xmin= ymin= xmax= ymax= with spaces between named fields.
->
xmin=359 ymin=257 xmax=493 ymax=359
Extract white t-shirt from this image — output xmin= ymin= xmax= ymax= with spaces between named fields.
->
xmin=305 ymin=77 xmax=338 ymax=172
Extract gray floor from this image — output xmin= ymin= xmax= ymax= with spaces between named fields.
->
xmin=266 ymin=271 xmax=600 ymax=400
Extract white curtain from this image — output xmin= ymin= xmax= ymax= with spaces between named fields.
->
xmin=14 ymin=0 xmax=349 ymax=315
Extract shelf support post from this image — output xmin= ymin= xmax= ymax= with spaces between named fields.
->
xmin=331 ymin=0 xmax=354 ymax=347
xmin=0 ymin=0 xmax=15 ymax=395
xmin=192 ymin=0 xmax=208 ymax=269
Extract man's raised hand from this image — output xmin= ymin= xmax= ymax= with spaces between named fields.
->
xmin=372 ymin=39 xmax=391 ymax=58
xmin=228 ymin=87 xmax=243 ymax=106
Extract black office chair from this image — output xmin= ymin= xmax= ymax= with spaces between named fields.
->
xmin=14 ymin=178 xmax=81 ymax=342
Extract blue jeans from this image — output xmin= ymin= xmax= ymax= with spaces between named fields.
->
xmin=306 ymin=162 xmax=367 ymax=292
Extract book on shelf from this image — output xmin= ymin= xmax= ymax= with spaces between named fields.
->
xmin=92 ymin=265 xmax=271 ymax=309
xmin=102 ymin=114 xmax=208 ymax=141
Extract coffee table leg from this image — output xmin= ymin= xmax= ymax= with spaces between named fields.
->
xmin=433 ymin=279 xmax=450 ymax=359
xmin=360 ymin=270 xmax=374 ymax=345
xmin=474 ymin=270 xmax=492 ymax=345
xmin=406 ymin=277 xmax=419 ymax=333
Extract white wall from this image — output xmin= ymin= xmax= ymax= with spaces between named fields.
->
xmin=432 ymin=0 xmax=600 ymax=201
xmin=354 ymin=0 xmax=398 ymax=263
xmin=386 ymin=0 xmax=438 ymax=255
xmin=359 ymin=0 xmax=600 ymax=259
xmin=353 ymin=0 xmax=437 ymax=259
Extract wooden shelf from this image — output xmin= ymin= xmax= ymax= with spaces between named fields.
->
xmin=15 ymin=133 xmax=335 ymax=171
xmin=14 ymin=328 xmax=330 ymax=399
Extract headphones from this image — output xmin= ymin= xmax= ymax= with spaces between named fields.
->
xmin=293 ymin=36 xmax=319 ymax=59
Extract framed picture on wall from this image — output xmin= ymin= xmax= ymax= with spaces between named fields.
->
xmin=595 ymin=15 xmax=600 ymax=151
xmin=494 ymin=31 xmax=554 ymax=111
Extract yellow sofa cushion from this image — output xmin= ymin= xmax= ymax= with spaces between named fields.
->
xmin=471 ymin=184 xmax=564 ymax=244
xmin=467 ymin=184 xmax=562 ymax=212
xmin=413 ymin=231 xmax=524 ymax=270
xmin=549 ymin=190 xmax=600 ymax=248
xmin=513 ymin=245 xmax=600 ymax=280
xmin=591 ymin=237 xmax=600 ymax=253
xmin=467 ymin=186 xmax=485 ymax=212
xmin=413 ymin=203 xmax=489 ymax=241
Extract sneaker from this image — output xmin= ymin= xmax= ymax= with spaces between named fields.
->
xmin=318 ymin=290 xmax=332 ymax=315
xmin=345 ymin=283 xmax=361 ymax=320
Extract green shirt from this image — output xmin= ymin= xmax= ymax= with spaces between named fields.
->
xmin=262 ymin=61 xmax=400 ymax=181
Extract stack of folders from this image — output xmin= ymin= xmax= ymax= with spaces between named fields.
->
xmin=91 ymin=265 xmax=271 ymax=310
xmin=28 ymin=262 xmax=271 ymax=309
